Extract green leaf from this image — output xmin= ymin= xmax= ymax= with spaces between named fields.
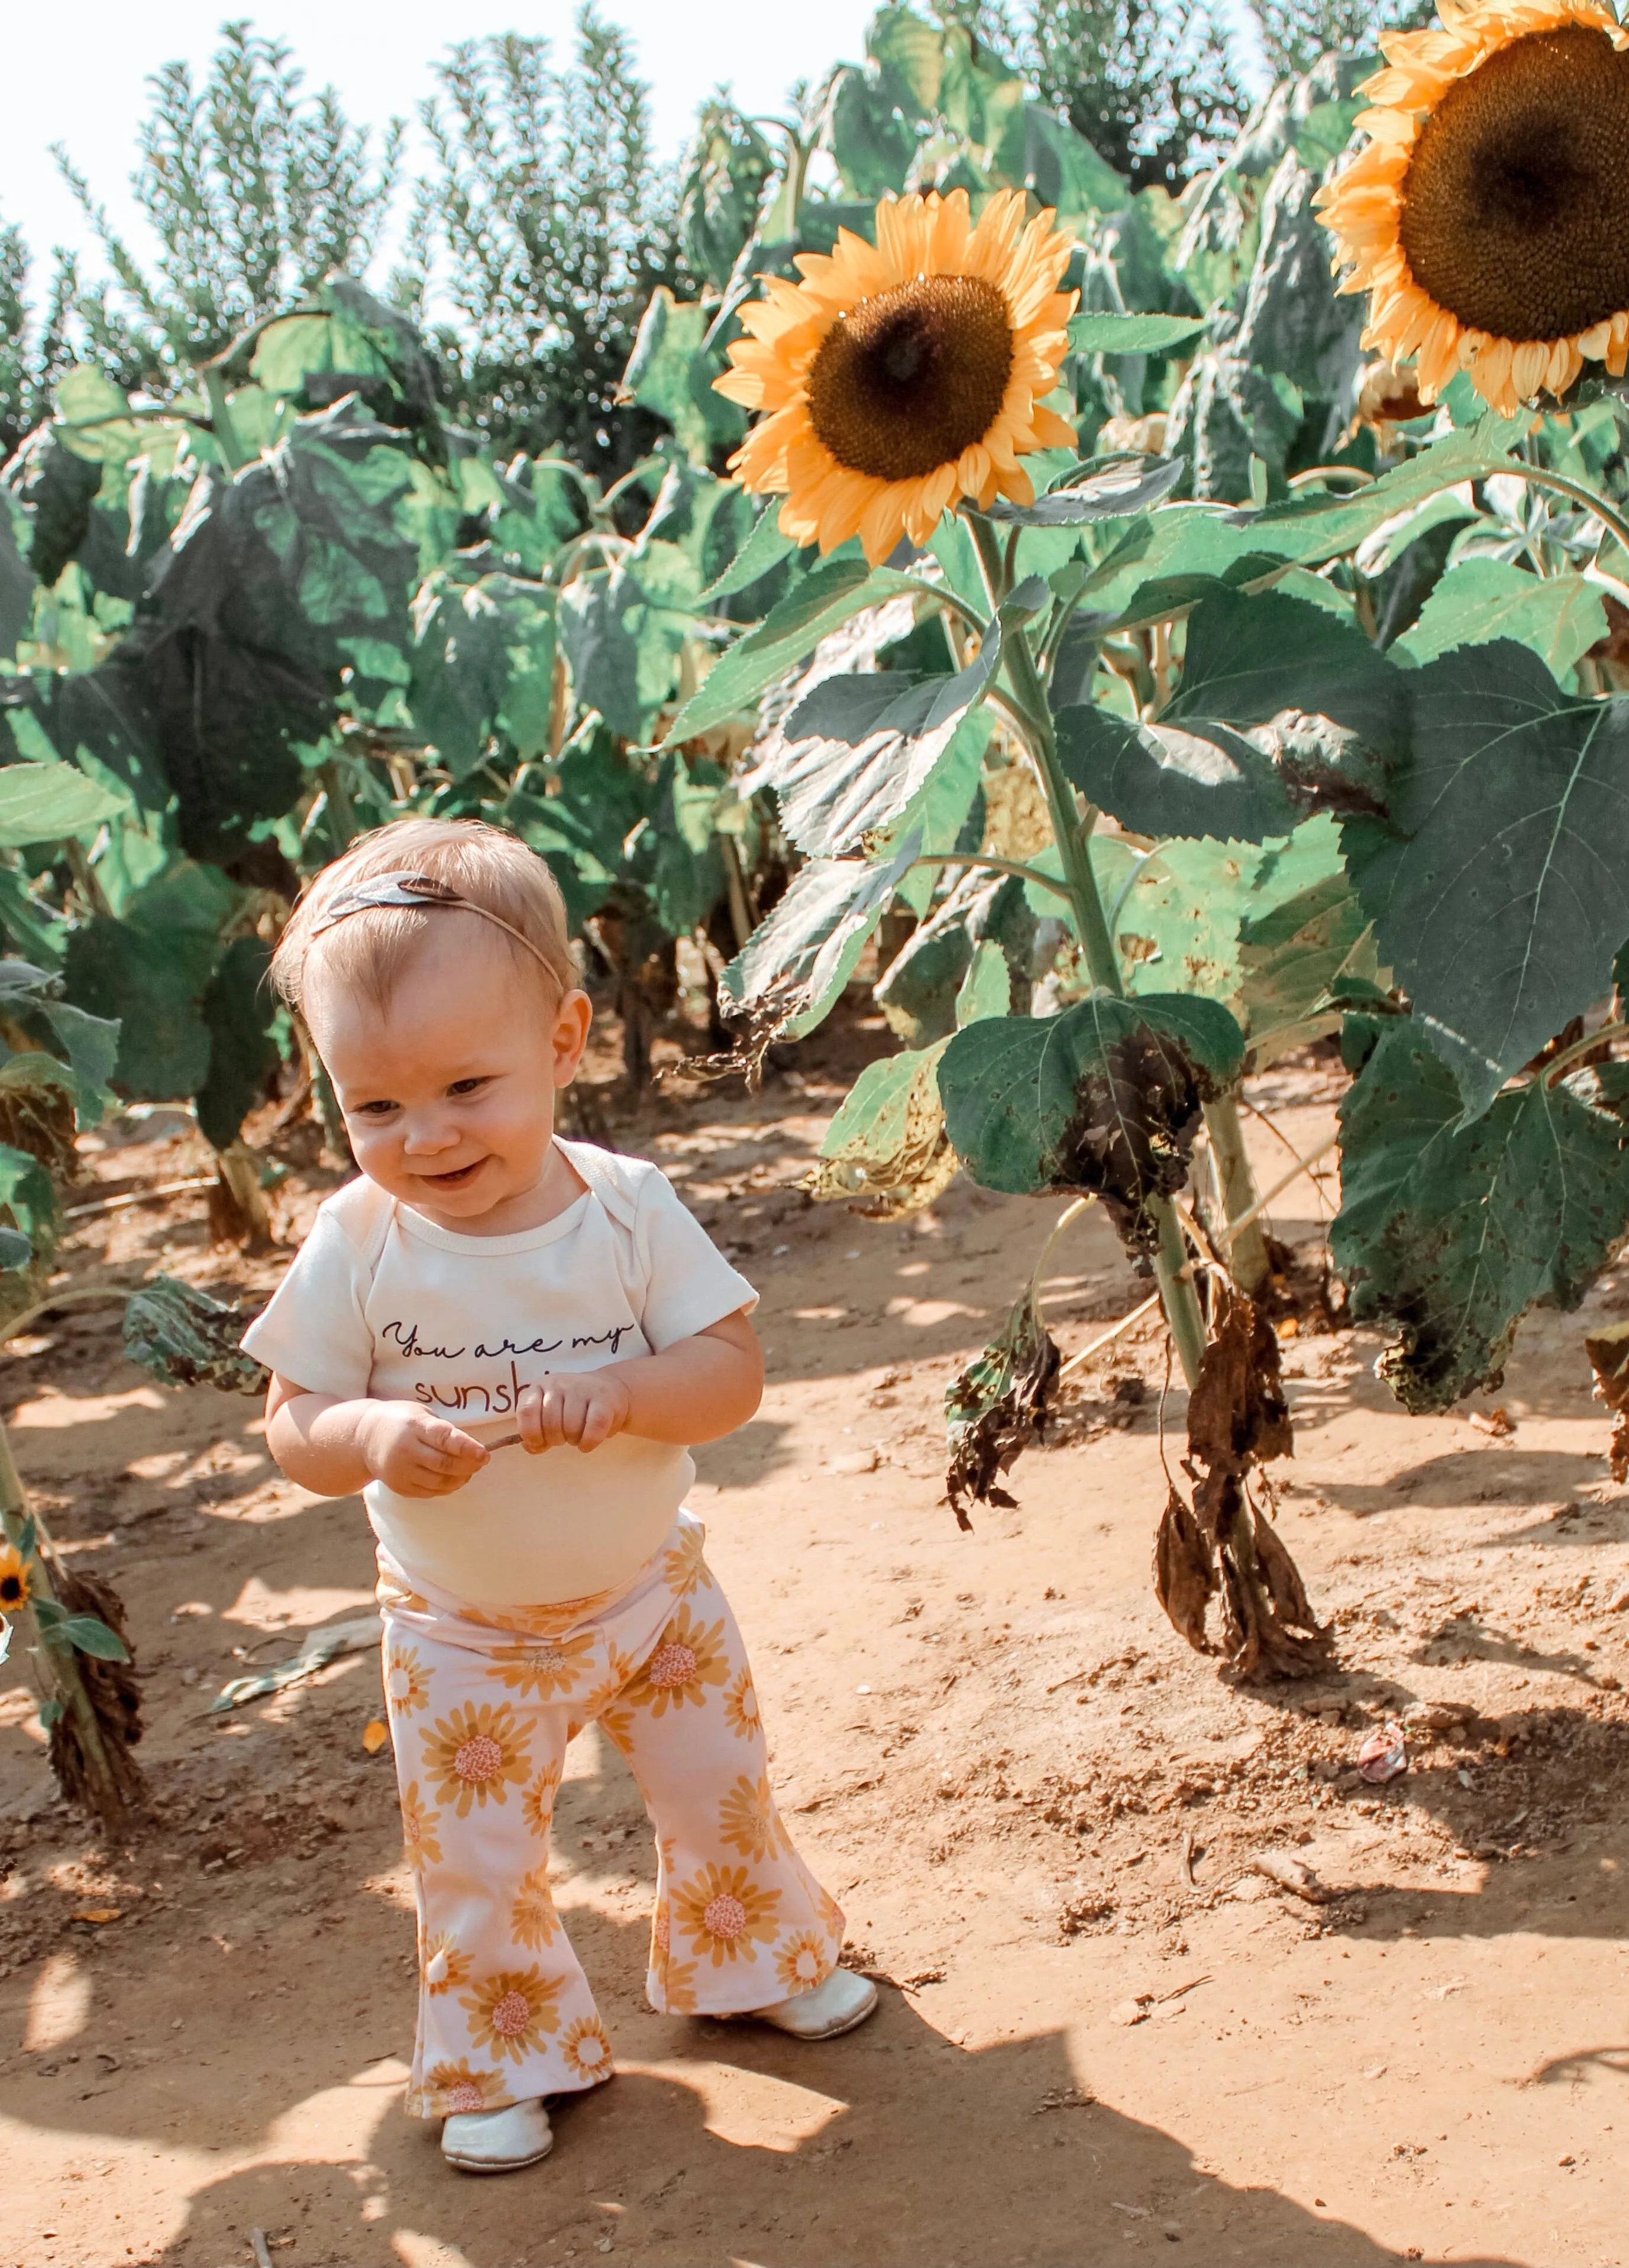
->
xmin=1396 ymin=559 xmax=1608 ymax=680
xmin=1333 ymin=1015 xmax=1629 ymax=1411
xmin=1069 ymin=312 xmax=1208 ymax=355
xmin=955 ymin=940 xmax=1011 ymax=1026
xmin=700 ymin=503 xmax=799 ymax=604
xmin=809 ymin=1036 xmax=957 ymax=1216
xmin=985 ymin=456 xmax=1185 ymax=528
xmin=62 ymin=863 xmax=234 ymax=1101
xmin=59 ymin=1613 xmax=130 ymax=1662
xmin=737 ymin=627 xmax=1000 ymax=859
xmin=1232 ymin=152 xmax=1365 ymax=404
xmin=0 ymin=1225 xmax=31 ymax=1272
xmin=0 ymin=1140 xmax=56 ymax=1263
xmin=938 ymin=994 xmax=1245 ymax=1254
xmin=1343 ymin=640 xmax=1629 ymax=1117
xmin=876 ymin=869 xmax=1035 ymax=1046
xmin=1236 ymin=853 xmax=1379 ymax=1070
xmin=721 ymin=835 xmax=919 ymax=1046
xmin=664 ymin=558 xmax=916 ymax=745
xmin=195 ymin=937 xmax=280 ymax=1152
xmin=122 ymin=1273 xmax=269 ymax=1396
xmin=619 ymin=289 xmax=744 ymax=462
xmin=411 ymin=572 xmax=558 ymax=773
xmin=0 ymin=761 xmax=127 ymax=848
xmin=1058 ymin=588 xmax=1399 ymax=840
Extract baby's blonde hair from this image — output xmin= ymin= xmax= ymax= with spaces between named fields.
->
xmin=272 ymin=817 xmax=577 ymax=1020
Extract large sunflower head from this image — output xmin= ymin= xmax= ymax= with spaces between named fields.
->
xmin=1317 ymin=0 xmax=1629 ymax=416
xmin=716 ymin=188 xmax=1080 ymax=565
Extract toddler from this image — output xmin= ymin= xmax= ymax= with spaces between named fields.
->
xmin=244 ymin=817 xmax=873 ymax=2175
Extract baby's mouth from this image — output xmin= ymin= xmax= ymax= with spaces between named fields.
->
xmin=421 ymin=1159 xmax=485 ymax=1189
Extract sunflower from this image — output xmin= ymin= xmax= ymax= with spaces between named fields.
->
xmin=559 ymin=2015 xmax=615 ymax=2084
xmin=419 ymin=1699 xmax=534 ymax=1818
xmin=509 ymin=1863 xmax=562 ymax=1951
xmin=420 ymin=1929 xmax=471 ymax=1996
xmin=1316 ymin=0 xmax=1629 ymax=415
xmin=671 ymin=1861 xmax=783 ymax=1968
xmin=0 ymin=1545 xmax=30 ymax=1615
xmin=400 ymin=1781 xmax=443 ymax=1874
xmin=623 ymin=1606 xmax=730 ymax=1719
xmin=411 ymin=2059 xmax=508 ymax=2118
xmin=486 ymin=1630 xmax=597 ymax=1701
xmin=775 ymin=1931 xmax=833 ymax=1998
xmin=716 ymin=1772 xmax=789 ymax=1865
xmin=460 ymin=1966 xmax=565 ymax=2063
xmin=383 ymin=1643 xmax=429 ymax=1716
xmin=716 ymin=188 xmax=1079 ymax=565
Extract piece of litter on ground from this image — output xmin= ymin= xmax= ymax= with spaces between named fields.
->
xmin=1111 ymin=2202 xmax=1152 ymax=2218
xmin=1363 ymin=2063 xmax=1388 ymax=2081
xmin=1035 ymin=2086 xmax=1095 ymax=2112
xmin=1111 ymin=1996 xmax=1153 ymax=2026
xmin=1469 ymin=1406 xmax=1514 ymax=1438
xmin=1358 ymin=1720 xmax=1408 ymax=1784
xmin=772 ymin=1245 xmax=790 ymax=1256
xmin=1422 ymin=1977 xmax=1468 ymax=2001
xmin=855 ymin=1683 xmax=872 ymax=1695
xmin=361 ymin=1718 xmax=389 ymax=1755
xmin=831 ymin=1447 xmax=880 ymax=1475
xmin=210 ymin=1612 xmax=382 ymax=1711
xmin=70 ymin=1907 xmax=122 ymax=1924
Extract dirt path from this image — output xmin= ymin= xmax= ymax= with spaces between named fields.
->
xmin=3 ymin=1038 xmax=1628 ymax=2267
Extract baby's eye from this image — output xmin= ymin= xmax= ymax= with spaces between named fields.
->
xmin=447 ymin=1077 xmax=489 ymax=1098
xmin=354 ymin=1099 xmax=399 ymax=1119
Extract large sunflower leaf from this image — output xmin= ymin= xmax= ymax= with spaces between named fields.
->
xmin=1057 ymin=587 xmax=1400 ymax=840
xmin=937 ymin=994 xmax=1244 ymax=1255
xmin=663 ymin=557 xmax=917 ymax=745
xmin=735 ymin=612 xmax=1006 ymax=859
xmin=1396 ymin=558 xmax=1608 ymax=679
xmin=1342 ymin=639 xmax=1629 ymax=1119
xmin=1332 ymin=1015 xmax=1629 ymax=1412
xmin=195 ymin=937 xmax=281 ymax=1152
xmin=720 ymin=834 xmax=919 ymax=1047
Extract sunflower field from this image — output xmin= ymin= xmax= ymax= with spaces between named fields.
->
xmin=8 ymin=0 xmax=1629 ymax=1815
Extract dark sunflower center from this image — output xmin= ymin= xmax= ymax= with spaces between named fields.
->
xmin=1399 ymin=24 xmax=1629 ymax=342
xmin=806 ymin=273 xmax=1015 ymax=483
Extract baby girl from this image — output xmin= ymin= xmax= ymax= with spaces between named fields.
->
xmin=244 ymin=816 xmax=874 ymax=2174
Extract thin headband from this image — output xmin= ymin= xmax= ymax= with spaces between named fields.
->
xmin=308 ymin=869 xmax=554 ymax=971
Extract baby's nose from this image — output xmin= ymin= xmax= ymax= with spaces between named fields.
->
xmin=401 ymin=1116 xmax=461 ymax=1154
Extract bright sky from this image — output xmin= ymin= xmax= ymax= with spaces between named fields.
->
xmin=0 ymin=0 xmax=883 ymax=277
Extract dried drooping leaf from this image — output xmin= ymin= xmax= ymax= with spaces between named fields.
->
xmin=1586 ymin=1318 xmax=1629 ymax=1483
xmin=943 ymin=1292 xmax=1061 ymax=1531
xmin=1163 ymin=1282 xmax=1330 ymax=1681
xmin=1153 ymin=1486 xmax=1217 ymax=1651
xmin=122 ymin=1275 xmax=269 ymax=1396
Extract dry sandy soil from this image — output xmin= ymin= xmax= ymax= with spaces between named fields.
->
xmin=4 ymin=1018 xmax=1629 ymax=2268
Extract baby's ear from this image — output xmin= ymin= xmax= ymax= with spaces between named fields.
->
xmin=550 ymin=988 xmax=594 ymax=1081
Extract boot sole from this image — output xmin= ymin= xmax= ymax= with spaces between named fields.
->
xmin=442 ymin=2137 xmax=554 ymax=2174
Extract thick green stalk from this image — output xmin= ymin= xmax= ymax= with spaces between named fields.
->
xmin=962 ymin=510 xmax=1208 ymax=1385
xmin=1204 ymin=1093 xmax=1272 ymax=1298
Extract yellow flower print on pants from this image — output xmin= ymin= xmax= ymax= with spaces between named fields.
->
xmin=381 ymin=1510 xmax=843 ymax=2120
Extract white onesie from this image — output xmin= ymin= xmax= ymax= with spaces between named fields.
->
xmin=240 ymin=1139 xmax=757 ymax=1609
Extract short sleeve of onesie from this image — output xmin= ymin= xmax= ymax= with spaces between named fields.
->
xmin=240 ymin=1199 xmax=376 ymax=1399
xmin=632 ymin=1170 xmax=758 ymax=1349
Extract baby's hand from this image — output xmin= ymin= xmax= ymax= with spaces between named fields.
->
xmin=360 ymin=1404 xmax=489 ymax=1497
xmin=518 ymin=1373 xmax=632 ymax=1454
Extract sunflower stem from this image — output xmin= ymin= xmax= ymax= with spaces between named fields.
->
xmin=964 ymin=509 xmax=1208 ymax=1387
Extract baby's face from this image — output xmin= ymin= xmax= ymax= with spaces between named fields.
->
xmin=307 ymin=920 xmax=590 ymax=1230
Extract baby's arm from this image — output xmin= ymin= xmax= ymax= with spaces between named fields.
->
xmin=264 ymin=1374 xmax=491 ymax=1499
xmin=516 ymin=1309 xmax=762 ymax=1454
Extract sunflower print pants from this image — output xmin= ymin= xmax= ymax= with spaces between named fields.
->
xmin=378 ymin=1512 xmax=845 ymax=2120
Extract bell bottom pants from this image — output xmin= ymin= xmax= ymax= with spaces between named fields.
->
xmin=376 ymin=1512 xmax=844 ymax=2118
